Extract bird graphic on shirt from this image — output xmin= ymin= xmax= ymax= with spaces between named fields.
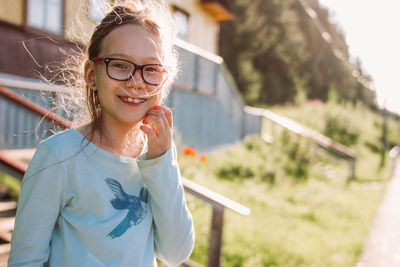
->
xmin=105 ymin=178 xmax=149 ymax=239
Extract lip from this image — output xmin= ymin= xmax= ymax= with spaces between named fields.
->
xmin=118 ymin=95 xmax=147 ymax=106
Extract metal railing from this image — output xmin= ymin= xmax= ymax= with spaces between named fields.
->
xmin=245 ymin=106 xmax=357 ymax=179
xmin=0 ymin=85 xmax=250 ymax=266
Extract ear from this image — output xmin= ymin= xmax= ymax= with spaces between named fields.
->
xmin=84 ymin=60 xmax=97 ymax=90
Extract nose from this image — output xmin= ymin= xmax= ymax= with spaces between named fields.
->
xmin=126 ymin=68 xmax=145 ymax=88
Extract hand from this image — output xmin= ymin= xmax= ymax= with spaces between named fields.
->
xmin=140 ymin=105 xmax=173 ymax=159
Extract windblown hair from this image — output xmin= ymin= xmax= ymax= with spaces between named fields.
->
xmin=53 ymin=0 xmax=178 ymax=137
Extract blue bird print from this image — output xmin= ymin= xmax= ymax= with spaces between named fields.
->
xmin=105 ymin=178 xmax=149 ymax=239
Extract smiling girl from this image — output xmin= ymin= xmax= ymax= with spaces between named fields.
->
xmin=8 ymin=1 xmax=195 ymax=266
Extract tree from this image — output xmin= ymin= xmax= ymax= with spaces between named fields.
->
xmin=219 ymin=0 xmax=375 ymax=107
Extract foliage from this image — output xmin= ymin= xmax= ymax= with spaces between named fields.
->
xmin=0 ymin=173 xmax=21 ymax=199
xmin=178 ymin=101 xmax=399 ymax=266
xmin=323 ymin=115 xmax=360 ymax=147
xmin=280 ymin=130 xmax=313 ymax=180
xmin=219 ymin=0 xmax=376 ymax=108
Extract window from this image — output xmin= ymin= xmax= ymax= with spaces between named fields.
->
xmin=172 ymin=6 xmax=189 ymax=41
xmin=89 ymin=0 xmax=108 ymax=22
xmin=27 ymin=0 xmax=64 ymax=35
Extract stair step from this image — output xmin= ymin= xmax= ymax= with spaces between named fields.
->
xmin=0 ymin=243 xmax=10 ymax=267
xmin=0 ymin=201 xmax=17 ymax=213
xmin=0 ymin=217 xmax=14 ymax=241
xmin=0 ymin=149 xmax=35 ymax=164
xmin=0 ymin=200 xmax=16 ymax=244
xmin=0 ymin=244 xmax=10 ymax=255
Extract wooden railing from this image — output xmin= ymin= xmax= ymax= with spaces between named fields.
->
xmin=182 ymin=178 xmax=249 ymax=267
xmin=0 ymin=84 xmax=250 ymax=267
xmin=0 ymin=84 xmax=72 ymax=129
xmin=245 ymin=106 xmax=357 ymax=179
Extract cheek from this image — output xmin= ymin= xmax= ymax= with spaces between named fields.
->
xmin=155 ymin=91 xmax=164 ymax=105
xmin=148 ymin=93 xmax=161 ymax=106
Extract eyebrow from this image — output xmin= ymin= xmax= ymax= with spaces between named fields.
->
xmin=107 ymin=53 xmax=161 ymax=63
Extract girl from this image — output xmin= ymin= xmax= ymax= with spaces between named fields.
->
xmin=8 ymin=1 xmax=195 ymax=266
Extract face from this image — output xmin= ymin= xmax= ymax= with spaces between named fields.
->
xmin=85 ymin=24 xmax=165 ymax=128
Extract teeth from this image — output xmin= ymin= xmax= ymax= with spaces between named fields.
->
xmin=124 ymin=97 xmax=144 ymax=104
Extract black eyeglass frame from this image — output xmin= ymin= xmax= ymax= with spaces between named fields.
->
xmin=92 ymin=57 xmax=167 ymax=86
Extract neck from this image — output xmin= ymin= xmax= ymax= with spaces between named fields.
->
xmin=83 ymin=116 xmax=144 ymax=158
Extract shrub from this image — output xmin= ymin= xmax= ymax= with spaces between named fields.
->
xmin=217 ymin=163 xmax=255 ymax=180
xmin=324 ymin=115 xmax=360 ymax=147
xmin=280 ymin=130 xmax=313 ymax=181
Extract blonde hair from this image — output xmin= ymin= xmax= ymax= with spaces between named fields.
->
xmin=53 ymin=0 xmax=178 ymax=144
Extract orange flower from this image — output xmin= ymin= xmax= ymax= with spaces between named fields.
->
xmin=181 ymin=147 xmax=197 ymax=157
xmin=177 ymin=155 xmax=181 ymax=163
xmin=199 ymin=154 xmax=207 ymax=162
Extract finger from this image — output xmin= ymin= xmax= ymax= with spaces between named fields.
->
xmin=152 ymin=105 xmax=173 ymax=128
xmin=143 ymin=114 xmax=166 ymax=136
xmin=140 ymin=124 xmax=157 ymax=140
xmin=146 ymin=109 xmax=170 ymax=131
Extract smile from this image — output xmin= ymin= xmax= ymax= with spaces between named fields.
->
xmin=119 ymin=96 xmax=147 ymax=104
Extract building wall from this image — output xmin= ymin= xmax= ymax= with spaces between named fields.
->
xmin=167 ymin=0 xmax=219 ymax=54
xmin=64 ymin=0 xmax=220 ymax=54
xmin=0 ymin=0 xmax=24 ymax=25
xmin=0 ymin=0 xmax=220 ymax=55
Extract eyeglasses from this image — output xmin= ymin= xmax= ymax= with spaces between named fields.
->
xmin=92 ymin=57 xmax=167 ymax=86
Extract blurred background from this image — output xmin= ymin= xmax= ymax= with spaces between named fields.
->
xmin=0 ymin=0 xmax=400 ymax=266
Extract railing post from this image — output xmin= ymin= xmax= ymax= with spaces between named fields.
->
xmin=271 ymin=120 xmax=276 ymax=141
xmin=208 ymin=206 xmax=224 ymax=267
xmin=193 ymin=54 xmax=200 ymax=92
xmin=349 ymin=158 xmax=356 ymax=180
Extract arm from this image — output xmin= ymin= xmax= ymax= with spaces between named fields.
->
xmin=138 ymin=144 xmax=195 ymax=266
xmin=8 ymin=143 xmax=66 ymax=267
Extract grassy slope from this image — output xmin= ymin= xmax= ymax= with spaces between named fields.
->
xmin=180 ymin=101 xmax=398 ymax=266
xmin=1 ymin=101 xmax=398 ymax=266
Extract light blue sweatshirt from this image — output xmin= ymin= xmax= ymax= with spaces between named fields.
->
xmin=8 ymin=129 xmax=195 ymax=267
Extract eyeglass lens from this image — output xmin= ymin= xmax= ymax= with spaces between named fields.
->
xmin=107 ymin=59 xmax=166 ymax=85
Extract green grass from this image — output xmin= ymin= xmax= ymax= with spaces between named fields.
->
xmin=0 ymin=172 xmax=21 ymax=199
xmin=179 ymin=101 xmax=398 ymax=266
xmin=1 ymin=101 xmax=398 ymax=266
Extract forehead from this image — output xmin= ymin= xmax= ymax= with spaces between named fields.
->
xmin=100 ymin=24 xmax=163 ymax=62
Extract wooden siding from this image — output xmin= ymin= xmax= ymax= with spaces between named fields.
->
xmin=0 ymin=21 xmax=80 ymax=80
xmin=0 ymin=0 xmax=24 ymax=25
xmin=201 ymin=0 xmax=233 ymax=21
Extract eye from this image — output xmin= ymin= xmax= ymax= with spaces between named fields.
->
xmin=144 ymin=65 xmax=163 ymax=73
xmin=115 ymin=64 xmax=127 ymax=69
xmin=109 ymin=60 xmax=130 ymax=70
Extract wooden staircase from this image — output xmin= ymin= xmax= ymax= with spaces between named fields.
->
xmin=0 ymin=197 xmax=17 ymax=266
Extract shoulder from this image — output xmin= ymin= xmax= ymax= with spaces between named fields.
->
xmin=40 ymin=128 xmax=82 ymax=148
xmin=37 ymin=129 xmax=85 ymax=159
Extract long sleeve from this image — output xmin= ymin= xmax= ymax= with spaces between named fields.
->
xmin=137 ymin=144 xmax=195 ymax=266
xmin=8 ymin=143 xmax=66 ymax=267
